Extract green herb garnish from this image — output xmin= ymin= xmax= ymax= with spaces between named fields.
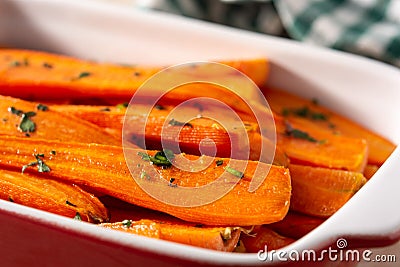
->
xmin=138 ymin=150 xmax=175 ymax=167
xmin=154 ymin=105 xmax=165 ymax=110
xmin=77 ymin=72 xmax=91 ymax=79
xmin=19 ymin=112 xmax=36 ymax=133
xmin=286 ymin=128 xmax=317 ymax=142
xmin=121 ymin=219 xmax=132 ymax=228
xmin=8 ymin=106 xmax=23 ymax=116
xmin=36 ymin=104 xmax=49 ymax=111
xmin=22 ymin=154 xmax=51 ymax=173
xmin=168 ymin=119 xmax=193 ymax=128
xmin=137 ymin=151 xmax=151 ymax=161
xmin=216 ymin=160 xmax=224 ymax=166
xmin=225 ymin=166 xmax=244 ymax=179
xmin=285 ymin=122 xmax=319 ymax=143
xmin=72 ymin=71 xmax=91 ymax=81
xmin=140 ymin=170 xmax=151 ymax=180
xmin=73 ymin=212 xmax=82 ymax=221
xmin=282 ymin=106 xmax=327 ymax=121
xmin=310 ymin=112 xmax=327 ymax=121
xmin=116 ymin=102 xmax=129 ymax=110
xmin=151 ymin=150 xmax=175 ymax=166
xmin=42 ymin=62 xmax=53 ymax=69
xmin=9 ymin=61 xmax=21 ymax=67
xmin=66 ymin=200 xmax=77 ymax=207
xmin=9 ymin=59 xmax=29 ymax=67
xmin=8 ymin=107 xmax=37 ymax=133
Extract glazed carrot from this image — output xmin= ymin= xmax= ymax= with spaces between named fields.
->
xmin=101 ymin=195 xmax=241 ymax=251
xmin=0 ymin=95 xmax=119 ymax=145
xmin=101 ymin=219 xmax=241 ymax=252
xmin=268 ymin=212 xmax=324 ymax=239
xmin=0 ymin=136 xmax=291 ymax=226
xmin=275 ymin=115 xmax=368 ymax=172
xmin=363 ymin=164 xmax=379 ymax=180
xmin=101 ymin=220 xmax=160 ymax=239
xmin=263 ymin=88 xmax=396 ymax=165
xmin=51 ymin=103 xmax=289 ymax=166
xmin=289 ymin=164 xmax=367 ymax=217
xmin=240 ymin=227 xmax=295 ymax=253
xmin=0 ymin=169 xmax=109 ymax=223
xmin=0 ymin=49 xmax=268 ymax=104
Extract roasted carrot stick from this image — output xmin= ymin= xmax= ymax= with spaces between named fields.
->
xmin=289 ymin=164 xmax=367 ymax=217
xmin=0 ymin=95 xmax=119 ymax=145
xmin=275 ymin=115 xmax=368 ymax=172
xmin=100 ymin=195 xmax=242 ymax=251
xmin=263 ymin=87 xmax=396 ymax=165
xmin=51 ymin=103 xmax=288 ymax=166
xmin=240 ymin=226 xmax=295 ymax=253
xmin=268 ymin=212 xmax=324 ymax=239
xmin=0 ymin=136 xmax=291 ymax=226
xmin=101 ymin=219 xmax=241 ymax=252
xmin=0 ymin=169 xmax=109 ymax=223
xmin=0 ymin=49 xmax=269 ymax=104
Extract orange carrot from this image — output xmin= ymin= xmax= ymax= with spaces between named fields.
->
xmin=269 ymin=212 xmax=324 ymax=239
xmin=0 ymin=169 xmax=109 ymax=222
xmin=263 ymin=88 xmax=396 ymax=165
xmin=289 ymin=164 xmax=367 ymax=217
xmin=241 ymin=227 xmax=295 ymax=253
xmin=0 ymin=95 xmax=119 ymax=145
xmin=0 ymin=49 xmax=268 ymax=104
xmin=100 ymin=220 xmax=160 ymax=239
xmin=51 ymin=103 xmax=289 ymax=166
xmin=363 ymin=164 xmax=379 ymax=180
xmin=0 ymin=135 xmax=291 ymax=226
xmin=100 ymin=219 xmax=241 ymax=252
xmin=275 ymin=115 xmax=368 ymax=172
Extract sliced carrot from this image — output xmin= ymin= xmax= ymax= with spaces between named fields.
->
xmin=0 ymin=95 xmax=119 ymax=145
xmin=0 ymin=49 xmax=268 ymax=104
xmin=0 ymin=136 xmax=291 ymax=226
xmin=51 ymin=103 xmax=288 ymax=166
xmin=268 ymin=212 xmax=324 ymax=239
xmin=263 ymin=88 xmax=396 ymax=165
xmin=0 ymin=169 xmax=109 ymax=223
xmin=241 ymin=227 xmax=295 ymax=253
xmin=275 ymin=115 xmax=368 ymax=172
xmin=101 ymin=219 xmax=241 ymax=252
xmin=100 ymin=220 xmax=160 ymax=239
xmin=289 ymin=164 xmax=367 ymax=217
xmin=363 ymin=164 xmax=379 ymax=180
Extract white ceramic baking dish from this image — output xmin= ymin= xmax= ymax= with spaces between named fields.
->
xmin=0 ymin=0 xmax=399 ymax=266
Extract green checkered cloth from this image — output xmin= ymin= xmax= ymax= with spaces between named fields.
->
xmin=139 ymin=0 xmax=400 ymax=67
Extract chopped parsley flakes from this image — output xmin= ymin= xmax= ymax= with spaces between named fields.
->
xmin=137 ymin=149 xmax=175 ymax=167
xmin=168 ymin=119 xmax=193 ymax=128
xmin=282 ymin=106 xmax=327 ymax=121
xmin=73 ymin=212 xmax=82 ymax=221
xmin=22 ymin=153 xmax=51 ymax=173
xmin=8 ymin=106 xmax=37 ymax=133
